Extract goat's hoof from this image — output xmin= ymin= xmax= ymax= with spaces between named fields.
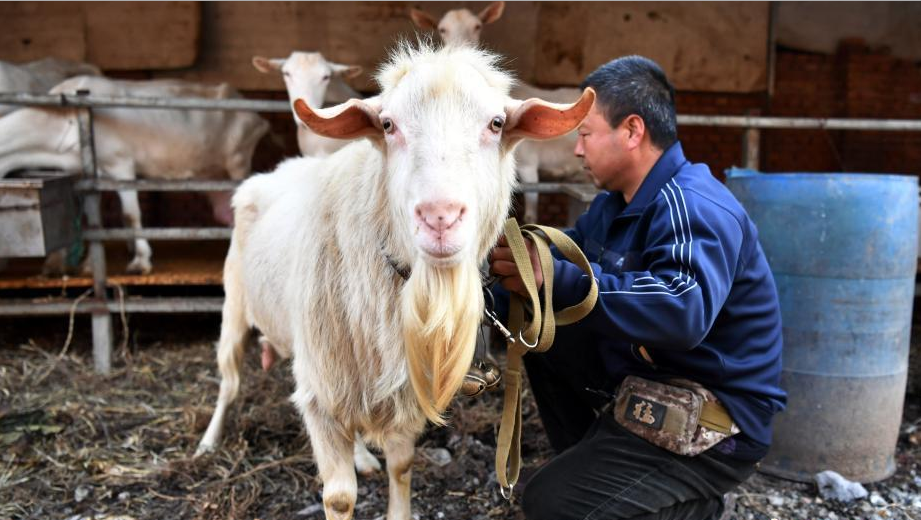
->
xmin=193 ymin=443 xmax=215 ymax=458
xmin=41 ymin=254 xmax=67 ymax=277
xmin=126 ymin=258 xmax=152 ymax=275
xmin=324 ymin=496 xmax=354 ymax=520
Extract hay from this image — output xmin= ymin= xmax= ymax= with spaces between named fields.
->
xmin=0 ymin=322 xmax=542 ymax=520
xmin=1 ymin=316 xmax=919 ymax=520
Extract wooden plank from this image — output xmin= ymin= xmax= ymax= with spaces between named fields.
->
xmin=84 ymin=1 xmax=201 ymax=69
xmin=0 ymin=2 xmax=85 ymax=63
xmin=325 ymin=2 xmax=422 ymax=92
xmin=535 ymin=2 xmax=769 ymax=92
xmin=0 ymin=1 xmax=199 ymax=70
xmin=155 ymin=2 xmax=330 ymax=90
xmin=2 ymin=1 xmax=768 ymax=92
xmin=408 ymin=2 xmax=540 ymax=88
xmin=0 ymin=241 xmax=227 ymax=290
xmin=776 ymin=2 xmax=921 ymax=61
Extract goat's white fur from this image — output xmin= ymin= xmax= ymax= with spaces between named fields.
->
xmin=197 ymin=42 xmax=593 ymax=520
xmin=253 ymin=51 xmax=362 ymax=157
xmin=410 ymin=1 xmax=590 ymax=223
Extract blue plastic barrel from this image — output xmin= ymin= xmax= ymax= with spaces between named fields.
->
xmin=726 ymin=169 xmax=918 ymax=483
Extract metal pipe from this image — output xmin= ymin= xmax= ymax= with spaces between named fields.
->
xmin=3 ymin=92 xmax=921 ymax=131
xmin=75 ymin=179 xmax=241 ymax=192
xmin=519 ymin=182 xmax=595 ymax=195
xmin=83 ymin=228 xmax=233 ymax=240
xmin=0 ymin=297 xmax=224 ymax=315
xmin=677 ymin=114 xmax=921 ymax=131
xmin=4 ymin=86 xmax=920 ymax=332
xmin=767 ymin=1 xmax=779 ymax=99
xmin=72 ymin=179 xmax=593 ymax=195
xmin=0 ymin=92 xmax=290 ymax=112
xmin=743 ymin=127 xmax=761 ymax=170
xmin=76 ymin=99 xmax=113 ymax=374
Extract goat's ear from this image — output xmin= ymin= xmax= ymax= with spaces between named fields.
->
xmin=293 ymin=97 xmax=382 ymax=140
xmin=252 ymin=56 xmax=284 ymax=74
xmin=330 ymin=62 xmax=363 ymax=80
xmin=478 ymin=1 xmax=505 ymax=24
xmin=504 ymin=87 xmax=595 ymax=142
xmin=409 ymin=8 xmax=439 ymax=30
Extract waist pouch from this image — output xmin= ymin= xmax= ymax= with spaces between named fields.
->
xmin=612 ymin=375 xmax=740 ymax=456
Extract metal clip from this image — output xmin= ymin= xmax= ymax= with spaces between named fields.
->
xmin=518 ymin=329 xmax=538 ymax=349
xmin=484 ymin=307 xmax=515 ymax=343
xmin=499 ymin=483 xmax=515 ymax=501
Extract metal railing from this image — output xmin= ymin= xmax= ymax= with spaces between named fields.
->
xmin=1 ymin=90 xmax=920 ymax=372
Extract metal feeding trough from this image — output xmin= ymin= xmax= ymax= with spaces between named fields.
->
xmin=0 ymin=171 xmax=78 ymax=258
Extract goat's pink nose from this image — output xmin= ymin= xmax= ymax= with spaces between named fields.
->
xmin=415 ymin=200 xmax=466 ymax=233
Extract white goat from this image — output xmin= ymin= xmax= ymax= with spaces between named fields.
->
xmin=196 ymin=43 xmax=594 ymax=520
xmin=0 ymin=57 xmax=102 ymax=116
xmin=410 ymin=1 xmax=589 ymax=223
xmin=511 ymin=84 xmax=586 ymax=222
xmin=409 ymin=1 xmax=505 ymax=47
xmin=253 ymin=52 xmax=362 ymax=157
xmin=253 ymin=51 xmax=382 ymax=474
xmin=0 ymin=76 xmax=269 ymax=274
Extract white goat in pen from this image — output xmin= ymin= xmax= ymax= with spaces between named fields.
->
xmin=410 ymin=1 xmax=589 ymax=223
xmin=250 ymin=52 xmax=380 ymax=470
xmin=0 ymin=76 xmax=269 ymax=274
xmin=409 ymin=1 xmax=505 ymax=47
xmin=196 ymin=42 xmax=594 ymax=520
xmin=252 ymin=51 xmax=363 ymax=157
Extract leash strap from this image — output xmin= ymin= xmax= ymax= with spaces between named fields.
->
xmin=495 ymin=218 xmax=598 ymax=497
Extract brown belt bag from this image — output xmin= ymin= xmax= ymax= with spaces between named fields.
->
xmin=613 ymin=375 xmax=739 ymax=456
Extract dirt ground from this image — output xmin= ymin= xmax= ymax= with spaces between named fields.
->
xmin=0 ymin=314 xmax=919 ymax=520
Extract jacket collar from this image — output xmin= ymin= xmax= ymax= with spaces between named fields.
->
xmin=618 ymin=141 xmax=688 ymax=217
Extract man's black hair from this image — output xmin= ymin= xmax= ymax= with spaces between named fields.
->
xmin=580 ymin=55 xmax=677 ymax=150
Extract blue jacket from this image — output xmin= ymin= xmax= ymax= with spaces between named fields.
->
xmin=506 ymin=142 xmax=786 ymax=449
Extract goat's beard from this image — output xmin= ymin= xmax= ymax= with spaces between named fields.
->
xmin=401 ymin=257 xmax=482 ymax=425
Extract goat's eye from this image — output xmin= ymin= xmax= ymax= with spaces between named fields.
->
xmin=474 ymin=24 xmax=482 ymax=31
xmin=321 ymin=74 xmax=330 ymax=81
xmin=489 ymin=116 xmax=504 ymax=133
xmin=439 ymin=27 xmax=446 ymax=33
xmin=382 ymin=118 xmax=395 ymax=134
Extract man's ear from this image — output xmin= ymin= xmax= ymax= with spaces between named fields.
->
xmin=293 ymin=97 xmax=382 ymax=140
xmin=409 ymin=7 xmax=439 ymax=30
xmin=623 ymin=114 xmax=646 ymax=148
xmin=252 ymin=56 xmax=285 ymax=74
xmin=504 ymin=87 xmax=595 ymax=142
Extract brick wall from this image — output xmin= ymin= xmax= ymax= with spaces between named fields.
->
xmin=764 ymin=44 xmax=921 ymax=176
xmin=537 ymin=44 xmax=921 ymax=225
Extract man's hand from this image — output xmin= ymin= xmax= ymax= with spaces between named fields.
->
xmin=489 ymin=233 xmax=544 ymax=298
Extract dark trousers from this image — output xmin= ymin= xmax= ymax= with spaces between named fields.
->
xmin=521 ymin=344 xmax=758 ymax=520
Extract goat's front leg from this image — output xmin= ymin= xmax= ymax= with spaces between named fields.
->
xmin=383 ymin=429 xmax=417 ymax=520
xmin=106 ymin=160 xmax=151 ymax=274
xmin=301 ymin=405 xmax=357 ymax=520
xmin=516 ymin=156 xmax=540 ymax=224
xmin=115 ymin=188 xmax=152 ymax=274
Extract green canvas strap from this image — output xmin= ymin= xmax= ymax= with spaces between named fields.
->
xmin=495 ymin=218 xmax=598 ymax=498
